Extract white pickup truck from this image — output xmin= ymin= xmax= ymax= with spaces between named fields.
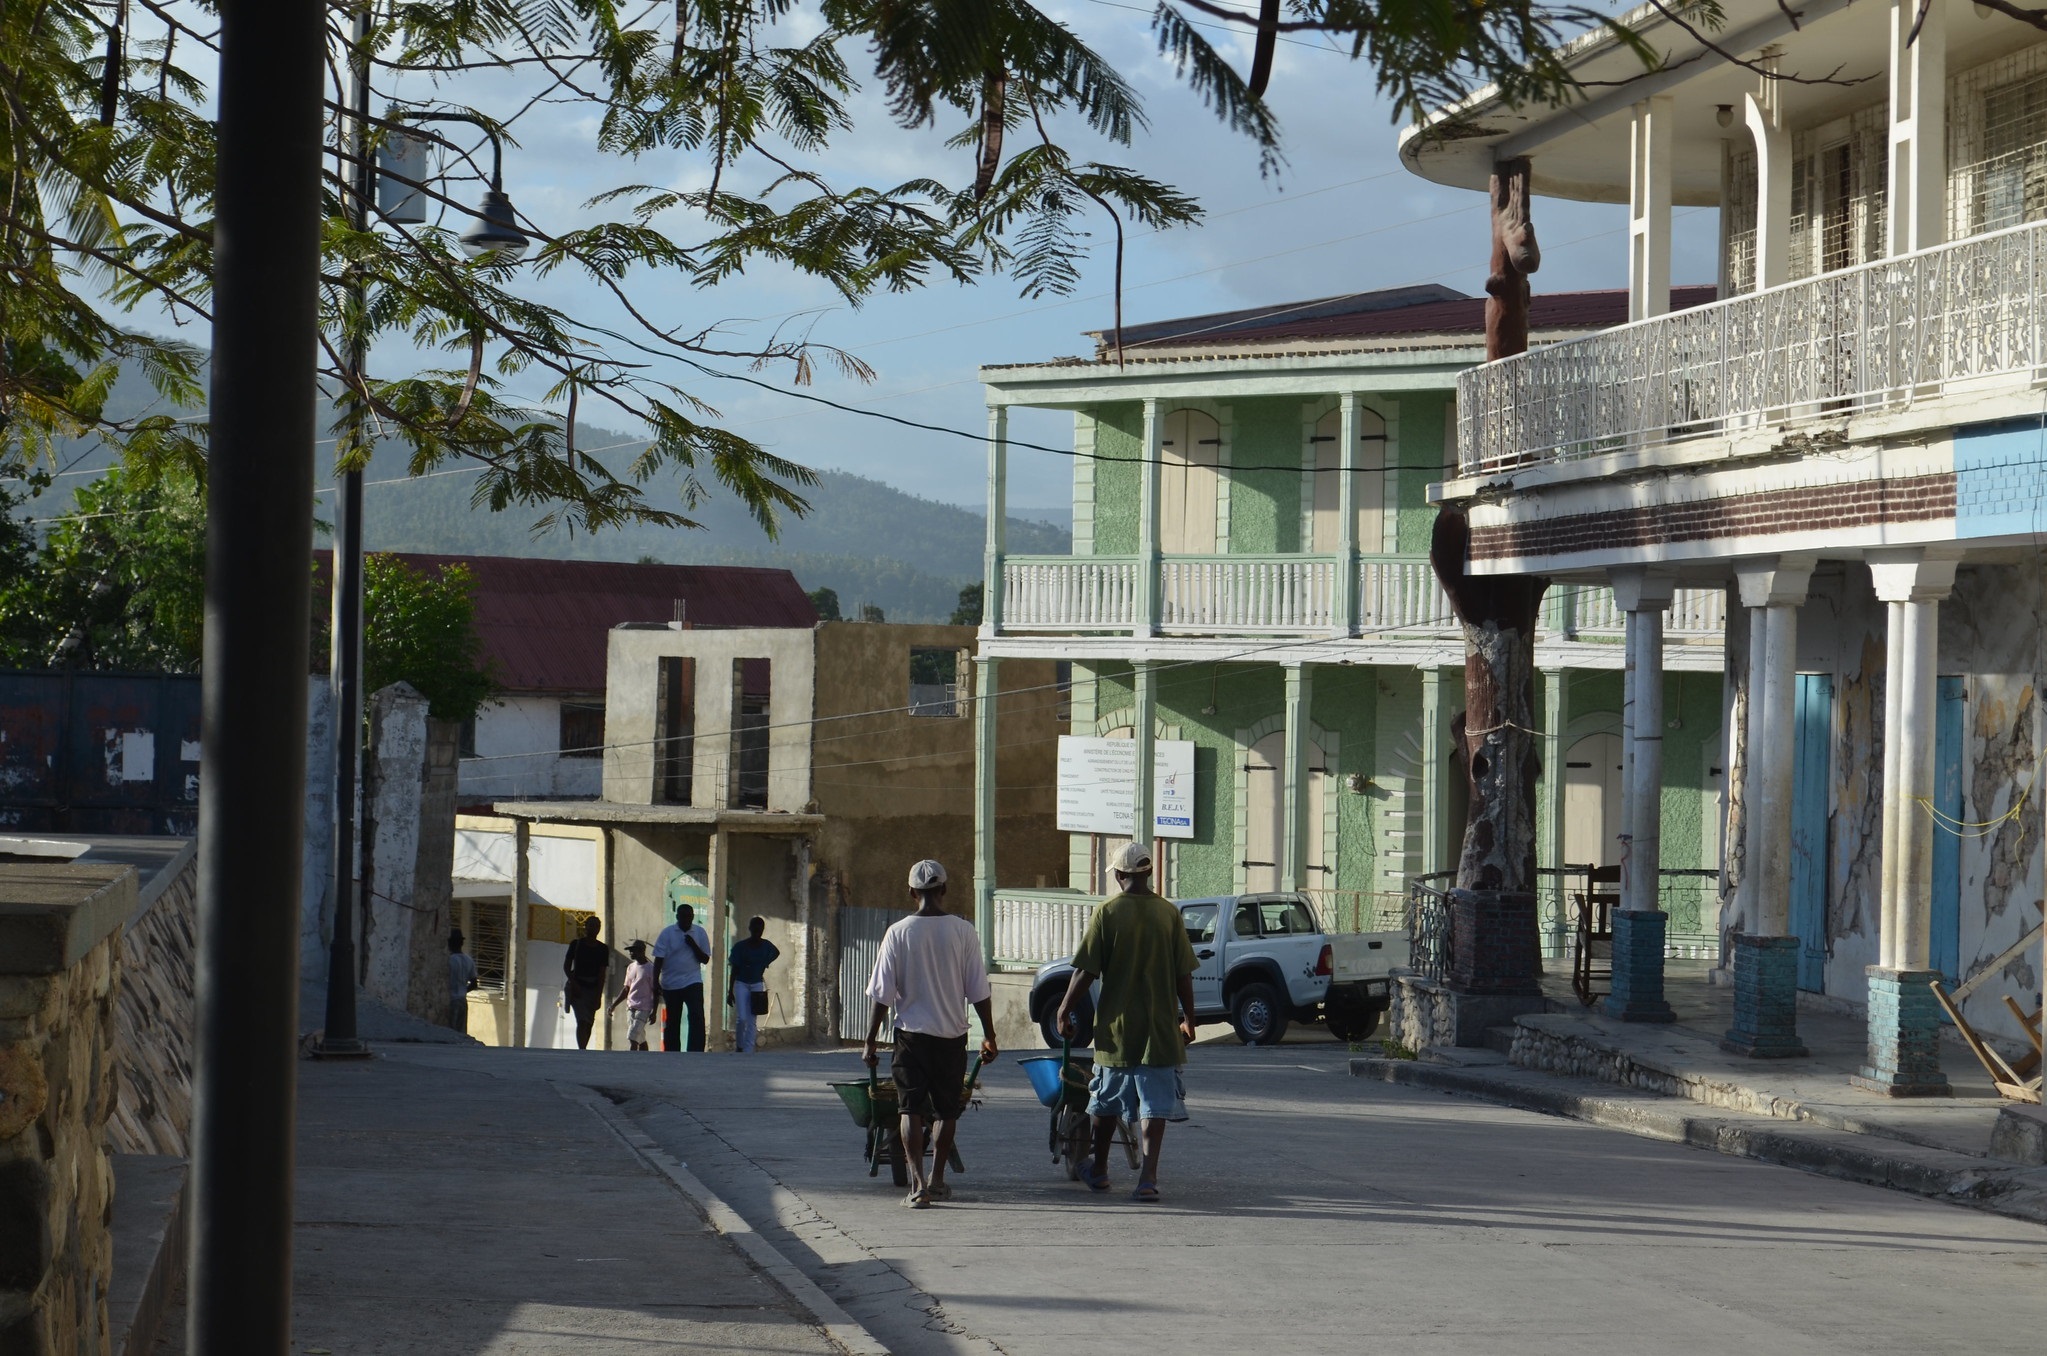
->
xmin=1027 ymin=892 xmax=1408 ymax=1047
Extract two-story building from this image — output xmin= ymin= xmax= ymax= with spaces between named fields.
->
xmin=1401 ymin=0 xmax=2047 ymax=1089
xmin=972 ymin=286 xmax=1730 ymax=1001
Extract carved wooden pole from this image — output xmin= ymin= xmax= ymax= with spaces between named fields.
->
xmin=1432 ymin=156 xmax=1549 ymax=992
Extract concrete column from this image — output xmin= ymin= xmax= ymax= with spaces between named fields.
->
xmin=1334 ymin=392 xmax=1361 ymax=636
xmin=1420 ymin=666 xmax=1447 ymax=874
xmin=1132 ymin=660 xmax=1157 ymax=844
xmin=972 ymin=655 xmax=999 ymax=966
xmin=1607 ymin=568 xmax=1677 ymax=1022
xmin=1888 ymin=0 xmax=1947 ymax=256
xmin=707 ymin=825 xmax=729 ymax=1049
xmin=983 ymin=405 xmax=1008 ymax=635
xmin=510 ymin=817 xmax=530 ymax=1048
xmin=1858 ymin=551 xmax=1959 ymax=1096
xmin=1540 ymin=667 xmax=1568 ymax=958
xmin=1137 ymin=397 xmax=1162 ymax=638
xmin=598 ymin=827 xmax=615 ymax=1050
xmin=1281 ymin=664 xmax=1311 ymax=892
xmin=1723 ymin=556 xmax=1814 ymax=1058
xmin=1628 ymin=96 xmax=1675 ymax=321
xmin=1745 ymin=52 xmax=1792 ymax=289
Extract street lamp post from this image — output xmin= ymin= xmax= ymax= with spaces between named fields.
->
xmin=311 ymin=54 xmax=527 ymax=1058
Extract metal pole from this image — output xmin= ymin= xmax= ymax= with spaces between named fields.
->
xmin=190 ymin=0 xmax=324 ymax=1347
xmin=317 ymin=3 xmax=373 ymax=1057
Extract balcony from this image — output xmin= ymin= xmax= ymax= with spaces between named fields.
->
xmin=1456 ymin=217 xmax=2047 ymax=476
xmin=998 ymin=552 xmax=1725 ymax=641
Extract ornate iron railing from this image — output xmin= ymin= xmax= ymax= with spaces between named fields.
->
xmin=1406 ymin=872 xmax=1454 ymax=982
xmin=1457 ymin=216 xmax=2047 ymax=474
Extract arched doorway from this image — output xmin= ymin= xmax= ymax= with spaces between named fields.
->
xmin=1160 ymin=408 xmax=1221 ymax=554
xmin=1307 ymin=406 xmax=1386 ymax=554
xmin=1242 ymin=731 xmax=1327 ymax=894
xmin=1562 ymin=731 xmax=1624 ymax=871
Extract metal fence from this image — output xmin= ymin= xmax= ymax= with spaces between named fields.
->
xmin=1300 ymin=888 xmax=1409 ymax=934
xmin=0 ymin=669 xmax=202 ymax=835
xmin=1406 ymin=866 xmax=1722 ymax=981
xmin=1406 ymin=873 xmax=1455 ymax=982
xmin=835 ymin=906 xmax=899 ymax=1041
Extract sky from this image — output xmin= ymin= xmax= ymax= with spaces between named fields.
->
xmin=127 ymin=2 xmax=1724 ymax=525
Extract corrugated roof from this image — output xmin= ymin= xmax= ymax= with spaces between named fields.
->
xmin=315 ymin=552 xmax=816 ymax=694
xmin=1092 ymin=285 xmax=1716 ymax=358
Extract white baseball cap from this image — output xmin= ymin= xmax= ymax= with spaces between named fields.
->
xmin=907 ymin=859 xmax=948 ymax=890
xmin=1110 ymin=842 xmax=1154 ymax=874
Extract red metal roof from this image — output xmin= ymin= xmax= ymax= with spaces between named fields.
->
xmin=1107 ymin=285 xmax=1717 ymax=354
xmin=315 ymin=552 xmax=816 ymax=694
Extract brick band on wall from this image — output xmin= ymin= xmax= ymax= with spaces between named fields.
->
xmin=1470 ymin=472 xmax=1957 ymax=563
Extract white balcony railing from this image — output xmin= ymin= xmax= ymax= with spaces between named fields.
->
xmin=991 ymin=888 xmax=1098 ymax=967
xmin=1160 ymin=555 xmax=1337 ymax=633
xmin=1000 ymin=554 xmax=1726 ymax=641
xmin=1457 ymin=215 xmax=2047 ymax=475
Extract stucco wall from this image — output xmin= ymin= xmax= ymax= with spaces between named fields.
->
xmin=1225 ymin=397 xmax=1302 ymax=555
xmin=459 ymin=695 xmax=602 ymax=801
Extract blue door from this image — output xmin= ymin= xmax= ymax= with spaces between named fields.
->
xmin=1929 ymin=677 xmax=1965 ymax=985
xmin=1790 ymin=673 xmax=1832 ymax=993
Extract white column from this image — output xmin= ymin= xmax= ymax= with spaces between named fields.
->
xmin=984 ymin=405 xmax=1008 ymax=635
xmin=707 ymin=825 xmax=729 ymax=1048
xmin=1888 ymin=0 xmax=1947 ymax=256
xmin=973 ymin=655 xmax=1000 ymax=965
xmin=1614 ymin=569 xmax=1676 ymax=913
xmin=1281 ymin=664 xmax=1311 ymax=891
xmin=1334 ymin=392 xmax=1361 ymax=636
xmin=1137 ymin=398 xmax=1162 ymax=638
xmin=1421 ymin=667 xmax=1448 ymax=874
xmin=1132 ymin=660 xmax=1157 ymax=844
xmin=510 ymin=817 xmax=530 ymax=1048
xmin=1868 ymin=552 xmax=1959 ymax=969
xmin=1734 ymin=556 xmax=1815 ymax=935
xmin=1628 ymin=96 xmax=1675 ymax=322
xmin=1745 ymin=51 xmax=1792 ymax=290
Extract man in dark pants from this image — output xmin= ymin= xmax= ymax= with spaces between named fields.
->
xmin=561 ymin=914 xmax=609 ymax=1049
xmin=652 ymin=902 xmax=711 ymax=1052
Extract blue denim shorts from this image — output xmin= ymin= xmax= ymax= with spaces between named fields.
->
xmin=1086 ymin=1064 xmax=1188 ymax=1123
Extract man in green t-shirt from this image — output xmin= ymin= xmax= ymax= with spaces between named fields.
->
xmin=1055 ymin=841 xmax=1197 ymax=1203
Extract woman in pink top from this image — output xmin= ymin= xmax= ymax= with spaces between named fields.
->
xmin=609 ymin=940 xmax=658 ymax=1050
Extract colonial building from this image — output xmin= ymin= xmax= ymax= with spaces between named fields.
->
xmin=1401 ymin=0 xmax=2047 ymax=1087
xmin=971 ymin=287 xmax=1729 ymax=992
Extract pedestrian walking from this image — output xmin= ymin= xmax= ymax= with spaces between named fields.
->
xmin=609 ymin=939 xmax=657 ymax=1050
xmin=862 ymin=860 xmax=998 ymax=1208
xmin=447 ymin=928 xmax=478 ymax=1033
xmin=727 ymin=916 xmax=780 ymax=1053
xmin=562 ymin=915 xmax=610 ymax=1049
xmin=1055 ymin=841 xmax=1197 ymax=1203
xmin=653 ymin=902 xmax=712 ymax=1052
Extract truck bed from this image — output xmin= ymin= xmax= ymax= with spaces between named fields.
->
xmin=1328 ymin=931 xmax=1409 ymax=983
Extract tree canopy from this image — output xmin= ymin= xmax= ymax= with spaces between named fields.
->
xmin=3 ymin=0 xmax=1689 ymax=539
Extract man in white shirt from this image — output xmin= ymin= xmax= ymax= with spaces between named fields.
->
xmin=652 ymin=903 xmax=712 ymax=1052
xmin=864 ymin=859 xmax=998 ymax=1208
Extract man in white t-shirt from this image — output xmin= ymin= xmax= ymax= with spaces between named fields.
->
xmin=652 ymin=903 xmax=712 ymax=1052
xmin=864 ymin=860 xmax=997 ymax=1208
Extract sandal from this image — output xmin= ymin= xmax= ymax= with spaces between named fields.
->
xmin=1081 ymin=1161 xmax=1111 ymax=1193
xmin=1130 ymin=1180 xmax=1159 ymax=1203
xmin=904 ymin=1187 xmax=930 ymax=1209
xmin=925 ymin=1181 xmax=953 ymax=1203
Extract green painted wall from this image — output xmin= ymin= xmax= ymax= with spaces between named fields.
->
xmin=1090 ymin=403 xmax=1143 ymax=556
xmin=1395 ymin=393 xmax=1451 ymax=554
xmin=1224 ymin=397 xmax=1304 ymax=555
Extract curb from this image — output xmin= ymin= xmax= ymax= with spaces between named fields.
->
xmin=1349 ymin=1056 xmax=2047 ymax=1226
xmin=555 ymin=1081 xmax=890 ymax=1356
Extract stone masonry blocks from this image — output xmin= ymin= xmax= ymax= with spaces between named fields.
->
xmin=1851 ymin=967 xmax=1952 ymax=1097
xmin=1603 ymin=910 xmax=1677 ymax=1023
xmin=1720 ymin=934 xmax=1809 ymax=1059
xmin=1447 ymin=889 xmax=1541 ymax=997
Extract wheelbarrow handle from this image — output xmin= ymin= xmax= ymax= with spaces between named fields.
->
xmin=965 ymin=1052 xmax=986 ymax=1097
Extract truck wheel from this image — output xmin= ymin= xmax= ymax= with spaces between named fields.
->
xmin=1040 ymin=995 xmax=1093 ymax=1049
xmin=1230 ymin=982 xmax=1288 ymax=1045
xmin=1324 ymin=991 xmax=1380 ymax=1042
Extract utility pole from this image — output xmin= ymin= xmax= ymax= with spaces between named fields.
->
xmin=189 ymin=0 xmax=325 ymax=1347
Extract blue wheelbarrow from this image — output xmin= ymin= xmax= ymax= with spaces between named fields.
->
xmin=1017 ymin=1038 xmax=1139 ymax=1181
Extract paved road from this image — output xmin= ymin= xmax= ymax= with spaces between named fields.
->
xmin=384 ymin=1042 xmax=2047 ymax=1356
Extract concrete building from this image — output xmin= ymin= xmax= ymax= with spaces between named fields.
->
xmin=466 ymin=620 xmax=1064 ymax=1049
xmin=1400 ymin=0 xmax=2047 ymax=1086
xmin=972 ymin=287 xmax=1729 ymax=1005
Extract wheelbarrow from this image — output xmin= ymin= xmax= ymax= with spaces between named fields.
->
xmin=1017 ymin=1038 xmax=1139 ymax=1182
xmin=829 ymin=1055 xmax=984 ymax=1187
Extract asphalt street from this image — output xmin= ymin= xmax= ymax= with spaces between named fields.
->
xmin=378 ymin=1038 xmax=2047 ymax=1356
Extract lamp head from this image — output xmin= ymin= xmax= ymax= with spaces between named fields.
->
xmin=1715 ymin=104 xmax=1734 ymax=129
xmin=460 ymin=189 xmax=528 ymax=263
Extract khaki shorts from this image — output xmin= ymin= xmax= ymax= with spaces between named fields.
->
xmin=627 ymin=1008 xmax=653 ymax=1043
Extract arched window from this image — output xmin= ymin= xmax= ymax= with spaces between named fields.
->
xmin=1307 ymin=406 xmax=1386 ymax=554
xmin=1160 ymin=407 xmax=1221 ymax=554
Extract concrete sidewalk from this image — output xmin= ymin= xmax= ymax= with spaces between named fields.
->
xmin=1354 ymin=962 xmax=2047 ymax=1223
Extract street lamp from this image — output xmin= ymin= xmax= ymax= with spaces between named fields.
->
xmin=312 ymin=87 xmax=525 ymax=1059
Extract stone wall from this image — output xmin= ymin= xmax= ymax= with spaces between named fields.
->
xmin=361 ymin=684 xmax=460 ymax=1025
xmin=108 ymin=848 xmax=198 ymax=1158
xmin=0 ymin=863 xmax=134 ymax=1356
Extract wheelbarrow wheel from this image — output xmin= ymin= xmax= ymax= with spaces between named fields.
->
xmin=1060 ymin=1109 xmax=1091 ymax=1181
xmin=875 ymin=1124 xmax=909 ymax=1188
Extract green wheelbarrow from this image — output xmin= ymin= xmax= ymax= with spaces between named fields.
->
xmin=829 ymin=1056 xmax=984 ymax=1188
